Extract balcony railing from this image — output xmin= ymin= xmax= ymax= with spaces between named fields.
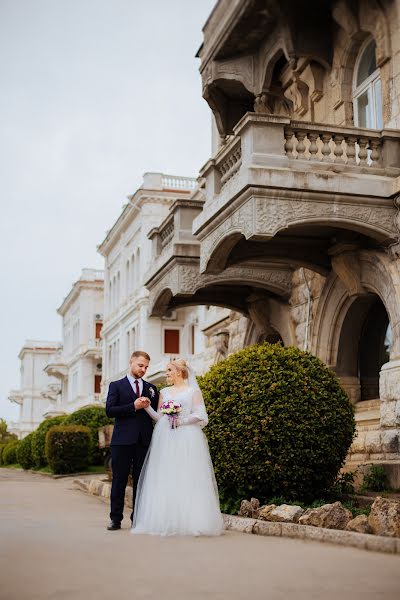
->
xmin=161 ymin=174 xmax=197 ymax=191
xmin=197 ymin=113 xmax=400 ymax=217
xmin=159 ymin=217 xmax=175 ymax=249
xmin=284 ymin=123 xmax=385 ymax=166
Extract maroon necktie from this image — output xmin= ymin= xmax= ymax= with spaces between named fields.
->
xmin=134 ymin=379 xmax=140 ymax=397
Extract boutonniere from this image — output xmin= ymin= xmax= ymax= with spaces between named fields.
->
xmin=148 ymin=387 xmax=155 ymax=398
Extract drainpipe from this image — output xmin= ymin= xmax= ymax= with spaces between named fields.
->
xmin=301 ymin=268 xmax=312 ymax=352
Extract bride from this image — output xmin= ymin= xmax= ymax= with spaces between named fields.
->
xmin=131 ymin=358 xmax=223 ymax=536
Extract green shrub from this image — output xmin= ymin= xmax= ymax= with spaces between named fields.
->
xmin=31 ymin=416 xmax=66 ymax=468
xmin=16 ymin=433 xmax=35 ymax=470
xmin=0 ymin=443 xmax=7 ymax=465
xmin=62 ymin=406 xmax=112 ymax=465
xmin=362 ymin=465 xmax=389 ymax=492
xmin=2 ymin=440 xmax=21 ymax=465
xmin=45 ymin=425 xmax=91 ymax=474
xmin=199 ymin=343 xmax=355 ymax=505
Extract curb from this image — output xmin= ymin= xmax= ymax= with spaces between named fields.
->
xmin=223 ymin=514 xmax=400 ymax=555
xmin=73 ymin=478 xmax=400 ymax=554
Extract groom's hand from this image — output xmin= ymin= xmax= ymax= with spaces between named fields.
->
xmin=134 ymin=397 xmax=150 ymax=410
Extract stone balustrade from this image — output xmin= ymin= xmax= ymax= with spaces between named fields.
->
xmin=284 ymin=123 xmax=386 ymax=166
xmin=195 ymin=113 xmax=400 ymax=232
xmin=218 ymin=138 xmax=242 ymax=187
xmin=161 ymin=174 xmax=197 ymax=190
xmin=159 ymin=217 xmax=175 ymax=249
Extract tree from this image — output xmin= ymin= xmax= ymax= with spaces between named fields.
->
xmin=0 ymin=419 xmax=18 ymax=444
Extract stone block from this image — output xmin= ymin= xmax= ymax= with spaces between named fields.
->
xmin=258 ymin=504 xmax=276 ymax=521
xmin=269 ymin=504 xmax=304 ymax=523
xmin=298 ymin=502 xmax=353 ymax=530
xmin=365 ymin=431 xmax=382 ymax=454
xmin=345 ymin=514 xmax=371 ymax=534
xmin=224 ymin=515 xmax=256 ymax=533
xmin=252 ymin=520 xmax=282 ymax=537
xmin=280 ymin=522 xmax=307 ymax=539
xmin=368 ymin=496 xmax=400 ymax=538
xmin=381 ymin=430 xmax=400 ymax=453
xmin=88 ymin=480 xmax=103 ymax=496
xmin=101 ymin=483 xmax=111 ymax=499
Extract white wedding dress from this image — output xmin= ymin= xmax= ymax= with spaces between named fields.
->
xmin=131 ymin=385 xmax=223 ymax=536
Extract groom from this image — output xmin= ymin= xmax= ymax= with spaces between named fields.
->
xmin=105 ymin=350 xmax=159 ymax=530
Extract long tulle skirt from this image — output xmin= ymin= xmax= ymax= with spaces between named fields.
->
xmin=132 ymin=416 xmax=223 ymax=536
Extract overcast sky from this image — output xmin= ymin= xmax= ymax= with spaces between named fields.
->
xmin=0 ymin=0 xmax=216 ymax=422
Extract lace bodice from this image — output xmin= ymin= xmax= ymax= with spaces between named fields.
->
xmin=161 ymin=386 xmax=197 ymax=418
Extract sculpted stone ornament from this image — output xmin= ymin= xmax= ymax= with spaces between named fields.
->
xmin=329 ymin=245 xmax=366 ymax=297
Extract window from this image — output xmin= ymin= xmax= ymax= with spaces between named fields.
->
xmin=164 ymin=329 xmax=180 ymax=354
xmin=94 ymin=375 xmax=101 ymax=394
xmin=353 ymin=39 xmax=383 ymax=129
xmin=126 ymin=260 xmax=130 ymax=295
xmin=95 ymin=322 xmax=102 ymax=340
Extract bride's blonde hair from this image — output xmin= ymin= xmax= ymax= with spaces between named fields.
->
xmin=169 ymin=358 xmax=189 ymax=380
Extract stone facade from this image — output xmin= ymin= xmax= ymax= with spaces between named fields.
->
xmin=8 ymin=341 xmax=61 ymax=438
xmin=144 ymin=0 xmax=400 ymax=483
xmin=44 ymin=268 xmax=105 ymax=415
xmin=98 ymin=172 xmax=232 ymax=392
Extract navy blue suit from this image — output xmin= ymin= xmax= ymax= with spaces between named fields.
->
xmin=105 ymin=376 xmax=159 ymax=524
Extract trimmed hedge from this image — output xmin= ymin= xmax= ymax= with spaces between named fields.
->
xmin=2 ymin=440 xmax=21 ymax=465
xmin=199 ymin=343 xmax=355 ymax=506
xmin=62 ymin=406 xmax=113 ymax=465
xmin=31 ymin=416 xmax=66 ymax=468
xmin=16 ymin=432 xmax=35 ymax=470
xmin=45 ymin=425 xmax=91 ymax=474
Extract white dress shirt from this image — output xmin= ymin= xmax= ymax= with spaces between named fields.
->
xmin=127 ymin=373 xmax=143 ymax=396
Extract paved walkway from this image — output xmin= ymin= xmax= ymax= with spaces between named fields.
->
xmin=1 ymin=468 xmax=399 ymax=600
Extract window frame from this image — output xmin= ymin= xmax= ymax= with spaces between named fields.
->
xmin=352 ymin=37 xmax=382 ymax=130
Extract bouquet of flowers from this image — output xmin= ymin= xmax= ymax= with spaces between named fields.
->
xmin=160 ymin=399 xmax=182 ymax=428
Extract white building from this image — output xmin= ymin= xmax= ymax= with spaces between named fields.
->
xmin=98 ymin=172 xmax=227 ymax=392
xmin=44 ymin=268 xmax=104 ymax=414
xmin=8 ymin=340 xmax=61 ymax=438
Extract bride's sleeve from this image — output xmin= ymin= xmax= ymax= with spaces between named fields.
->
xmin=144 ymin=391 xmax=164 ymax=422
xmin=178 ymin=389 xmax=208 ymax=429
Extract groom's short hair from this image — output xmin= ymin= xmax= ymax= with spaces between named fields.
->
xmin=130 ymin=350 xmax=151 ymax=361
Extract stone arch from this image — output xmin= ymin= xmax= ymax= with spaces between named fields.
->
xmin=311 ymin=251 xmax=400 ymax=401
xmin=204 ymin=231 xmax=245 ymax=274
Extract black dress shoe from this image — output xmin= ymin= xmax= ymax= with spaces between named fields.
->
xmin=107 ymin=521 xmax=121 ymax=531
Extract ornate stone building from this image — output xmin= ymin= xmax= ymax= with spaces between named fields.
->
xmin=9 ymin=269 xmax=104 ymax=436
xmin=145 ymin=0 xmax=400 ymax=483
xmin=44 ymin=268 xmax=105 ymax=415
xmin=8 ymin=341 xmax=61 ymax=438
xmin=98 ymin=172 xmax=230 ymax=392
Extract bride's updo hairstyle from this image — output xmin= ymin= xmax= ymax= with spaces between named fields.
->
xmin=170 ymin=358 xmax=189 ymax=380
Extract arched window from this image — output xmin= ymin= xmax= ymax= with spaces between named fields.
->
xmin=353 ymin=38 xmax=383 ymax=129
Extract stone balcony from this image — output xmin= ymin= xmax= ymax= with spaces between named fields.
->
xmin=145 ymin=197 xmax=204 ymax=315
xmin=44 ymin=352 xmax=68 ymax=378
xmin=83 ymin=339 xmax=103 ymax=360
xmin=194 ymin=113 xmax=400 ymax=273
xmin=8 ymin=389 xmax=23 ymax=405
